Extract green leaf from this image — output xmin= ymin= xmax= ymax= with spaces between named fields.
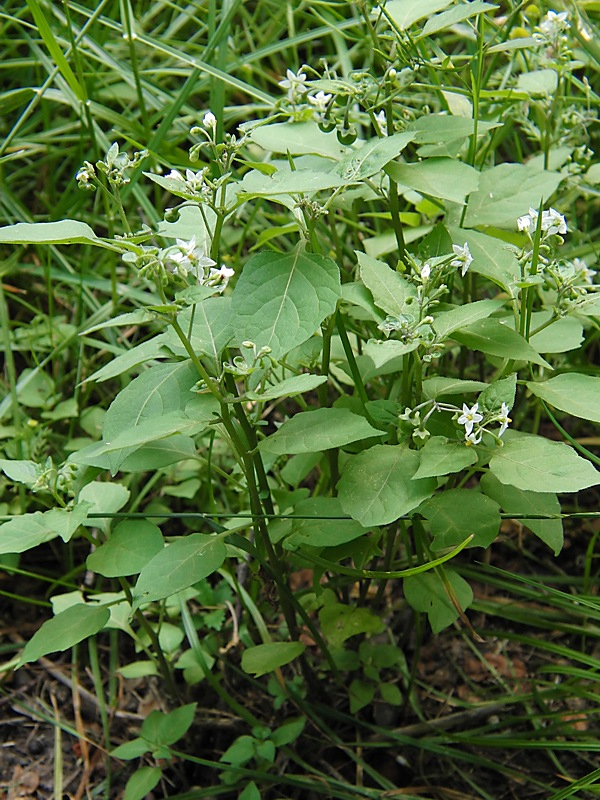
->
xmin=408 ymin=114 xmax=500 ymax=145
xmin=332 ymin=132 xmax=415 ymax=181
xmin=529 ymin=316 xmax=583 ymax=354
xmin=241 ymin=642 xmax=306 ymax=677
xmin=349 ymin=679 xmax=375 ymax=713
xmin=123 ymin=767 xmax=162 ymax=800
xmin=163 ymin=298 xmax=234 ymax=369
xmin=284 ymin=497 xmax=368 ymax=550
xmin=447 ymin=227 xmax=520 ymax=294
xmin=517 ymin=68 xmax=558 ymax=96
xmin=85 ymin=338 xmax=170 ymax=384
xmin=386 ymin=158 xmax=480 ymax=204
xmin=0 ymin=512 xmax=59 ymax=554
xmin=384 ymin=0 xmax=453 ymax=29
xmin=404 ymin=569 xmax=473 ymax=633
xmin=240 ymin=165 xmax=348 ymax=197
xmin=452 ymin=318 xmax=552 ymax=368
xmin=0 ymin=459 xmax=39 ymax=485
xmin=488 ymin=434 xmax=599 ymax=493
xmin=419 ymin=1 xmax=498 ymax=37
xmin=357 ymin=251 xmax=416 ymax=316
xmin=132 ymin=534 xmax=227 ymax=609
xmin=463 ymin=163 xmax=563 ymax=229
xmin=526 ymin=374 xmax=600 ymax=424
xmin=0 ymin=503 xmax=91 ymax=555
xmin=480 ymin=473 xmax=563 ymax=555
xmin=79 ymin=482 xmax=130 ymax=531
xmin=479 ymin=374 xmax=517 ymax=414
xmin=259 ymin=408 xmax=381 ymax=455
xmin=232 ymin=247 xmax=340 ymax=361
xmin=414 ymin=436 xmax=478 ymax=479
xmin=420 ymin=489 xmax=501 ymax=549
xmin=249 ymin=121 xmax=346 ymax=158
xmin=0 ymin=220 xmax=114 ymax=248
xmin=423 ymin=377 xmax=488 ymax=400
xmin=246 ymin=374 xmax=327 ymax=401
xmin=86 ymin=520 xmax=164 ymax=577
xmin=433 ymin=299 xmax=505 ymax=340
xmin=104 ymin=361 xmax=199 ymax=440
xmin=380 ymin=683 xmax=403 ymax=706
xmin=239 ymin=782 xmax=262 ymax=800
xmin=338 ymin=445 xmax=437 ymax=526
xmin=111 ymin=738 xmax=152 ymax=760
xmin=271 ymin=718 xmax=306 ymax=747
xmin=319 ymin=602 xmax=384 ymax=646
xmin=19 ymin=604 xmax=110 ymax=665
xmin=101 ymin=360 xmax=203 ymax=471
xmin=141 ymin=703 xmax=197 ymax=747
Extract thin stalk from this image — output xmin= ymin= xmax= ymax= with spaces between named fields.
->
xmin=118 ymin=577 xmax=180 ymax=701
xmin=88 ymin=636 xmax=111 ymax=793
xmin=335 ymin=311 xmax=375 ymax=425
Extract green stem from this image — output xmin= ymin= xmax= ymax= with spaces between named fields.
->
xmin=335 ymin=311 xmax=375 ymax=424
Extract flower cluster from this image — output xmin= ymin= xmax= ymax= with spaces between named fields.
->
xmin=457 ymin=402 xmax=511 ymax=446
xmin=76 ymin=143 xmax=148 ymax=191
xmin=278 ymin=68 xmax=309 ymax=105
xmin=517 ymin=207 xmax=567 ymax=238
xmin=166 ymin=237 xmax=234 ymax=286
xmin=399 ymin=398 xmax=512 ymax=446
xmin=122 ymin=237 xmax=234 ymax=290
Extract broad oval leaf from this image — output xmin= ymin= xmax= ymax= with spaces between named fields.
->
xmin=433 ymin=299 xmax=505 ymax=340
xmin=404 ymin=569 xmax=472 ymax=633
xmin=0 ymin=220 xmax=104 ymax=246
xmin=246 ymin=373 xmax=327 ymax=402
xmin=489 ymin=435 xmax=599 ymax=493
xmin=453 ymin=318 xmax=551 ymax=368
xmin=241 ymin=642 xmax=306 ymax=677
xmin=87 ymin=520 xmax=164 ymax=577
xmin=132 ymin=534 xmax=227 ymax=608
xmin=332 ymin=132 xmax=415 ymax=181
xmin=357 ymin=251 xmax=416 ymax=317
xmin=232 ymin=247 xmax=340 ymax=360
xmin=420 ymin=489 xmax=501 ymax=549
xmin=123 ymin=767 xmax=162 ymax=800
xmin=414 ymin=436 xmax=478 ymax=479
xmin=258 ymin=408 xmax=382 ymax=455
xmin=526 ymin=374 xmax=600 ymax=424
xmin=338 ymin=445 xmax=437 ymax=526
xmin=463 ymin=163 xmax=562 ymax=229
xmin=19 ymin=604 xmax=110 ymax=665
xmin=386 ymin=158 xmax=480 ymax=204
xmin=249 ymin=121 xmax=346 ymax=158
xmin=480 ymin=473 xmax=563 ymax=555
xmin=384 ymin=0 xmax=453 ymax=30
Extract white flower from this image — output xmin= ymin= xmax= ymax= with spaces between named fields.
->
xmin=307 ymin=91 xmax=332 ymax=113
xmin=168 ymin=237 xmax=216 ymax=279
xmin=209 ymin=264 xmax=235 ymax=284
xmin=517 ymin=211 xmax=534 ymax=233
xmin=374 ymin=109 xmax=388 ymax=137
xmin=517 ymin=207 xmax=567 ymax=237
xmin=420 ymin=263 xmax=431 ymax=281
xmin=572 ymin=257 xmax=597 ymax=284
xmin=539 ymin=10 xmax=570 ymax=38
xmin=541 ymin=207 xmax=567 ymax=235
xmin=278 ymin=68 xmax=307 ymax=92
xmin=497 ymin=402 xmax=512 ymax=437
xmin=465 ymin=430 xmax=483 ymax=446
xmin=458 ymin=402 xmax=483 ymax=436
xmin=203 ymin=111 xmax=217 ymax=130
xmin=450 ymin=243 xmax=473 ymax=277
